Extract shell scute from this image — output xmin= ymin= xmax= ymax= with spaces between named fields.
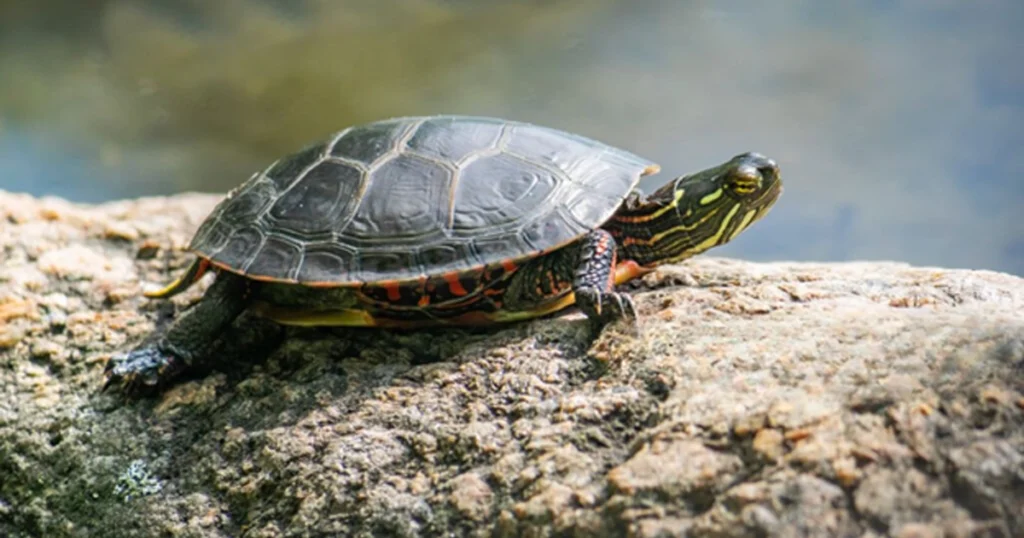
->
xmin=406 ymin=116 xmax=504 ymax=163
xmin=451 ymin=153 xmax=559 ymax=232
xmin=268 ymin=160 xmax=364 ymax=233
xmin=343 ymin=153 xmax=452 ymax=240
xmin=247 ymin=236 xmax=304 ymax=281
xmin=329 ymin=119 xmax=412 ymax=166
xmin=266 ymin=143 xmax=325 ymax=190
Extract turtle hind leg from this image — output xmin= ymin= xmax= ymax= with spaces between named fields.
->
xmin=105 ymin=271 xmax=254 ymax=395
xmin=572 ymin=229 xmax=638 ymax=329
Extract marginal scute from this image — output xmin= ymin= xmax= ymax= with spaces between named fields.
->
xmin=196 ymin=116 xmax=656 ymax=283
xmin=247 ymin=237 xmax=304 ymax=280
xmin=520 ymin=208 xmax=584 ymax=252
xmin=418 ymin=243 xmax=476 ymax=274
xmin=357 ymin=250 xmax=420 ymax=282
xmin=297 ymin=246 xmax=356 ymax=284
xmin=472 ymin=235 xmax=531 ymax=264
xmin=190 ymin=217 xmax=231 ymax=255
xmin=582 ymin=165 xmax=646 ymax=201
xmin=216 ymin=227 xmax=265 ymax=271
xmin=565 ymin=192 xmax=618 ymax=229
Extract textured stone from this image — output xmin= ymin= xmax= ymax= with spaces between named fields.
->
xmin=1 ymin=190 xmax=1022 ymax=537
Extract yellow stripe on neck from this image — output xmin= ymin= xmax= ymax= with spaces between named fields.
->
xmin=688 ymin=203 xmax=740 ymax=254
xmin=727 ymin=209 xmax=758 ymax=242
xmin=612 ymin=188 xmax=685 ymax=224
xmin=621 ymin=206 xmax=721 ymax=247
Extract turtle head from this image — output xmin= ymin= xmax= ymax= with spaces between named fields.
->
xmin=671 ymin=152 xmax=781 ymax=218
xmin=619 ymin=152 xmax=782 ymax=267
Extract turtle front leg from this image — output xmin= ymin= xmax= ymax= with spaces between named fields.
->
xmin=104 ymin=272 xmax=253 ymax=395
xmin=573 ymin=229 xmax=637 ymax=327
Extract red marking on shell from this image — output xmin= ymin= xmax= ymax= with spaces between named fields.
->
xmin=193 ymin=259 xmax=212 ymax=282
xmin=444 ymin=272 xmax=470 ymax=296
xmin=380 ymin=280 xmax=402 ymax=302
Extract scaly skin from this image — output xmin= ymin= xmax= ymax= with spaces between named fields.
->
xmin=104 ymin=272 xmax=252 ymax=394
xmin=572 ymin=229 xmax=637 ymax=326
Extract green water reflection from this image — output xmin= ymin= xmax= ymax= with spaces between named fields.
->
xmin=1 ymin=1 xmax=1022 ymax=275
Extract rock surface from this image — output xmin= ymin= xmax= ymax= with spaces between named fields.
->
xmin=1 ymin=189 xmax=1022 ymax=538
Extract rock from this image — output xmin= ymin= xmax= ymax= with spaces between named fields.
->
xmin=449 ymin=472 xmax=494 ymax=521
xmin=1 ymin=189 xmax=1022 ymax=537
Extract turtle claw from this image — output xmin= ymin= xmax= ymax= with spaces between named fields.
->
xmin=576 ymin=288 xmax=639 ymax=333
xmin=103 ymin=345 xmax=186 ymax=396
xmin=609 ymin=293 xmax=641 ymax=337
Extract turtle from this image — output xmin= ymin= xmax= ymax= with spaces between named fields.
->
xmin=104 ymin=115 xmax=782 ymax=394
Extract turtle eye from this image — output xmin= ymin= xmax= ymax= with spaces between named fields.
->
xmin=725 ymin=164 xmax=763 ymax=196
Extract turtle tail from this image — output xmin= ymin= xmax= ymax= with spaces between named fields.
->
xmin=144 ymin=258 xmax=212 ymax=299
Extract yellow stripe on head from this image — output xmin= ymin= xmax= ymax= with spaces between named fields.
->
xmin=699 ymin=188 xmax=723 ymax=205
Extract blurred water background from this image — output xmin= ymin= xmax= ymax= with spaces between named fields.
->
xmin=0 ymin=0 xmax=1021 ymax=275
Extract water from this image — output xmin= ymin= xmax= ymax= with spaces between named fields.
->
xmin=1 ymin=0 xmax=1022 ymax=275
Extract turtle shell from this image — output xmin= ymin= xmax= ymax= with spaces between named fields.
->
xmin=189 ymin=115 xmax=659 ymax=285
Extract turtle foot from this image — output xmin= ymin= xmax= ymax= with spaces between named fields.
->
xmin=103 ymin=345 xmax=187 ymax=396
xmin=576 ymin=288 xmax=640 ymax=336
